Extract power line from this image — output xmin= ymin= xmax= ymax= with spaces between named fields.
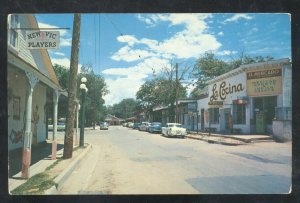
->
xmin=103 ymin=14 xmax=157 ymax=72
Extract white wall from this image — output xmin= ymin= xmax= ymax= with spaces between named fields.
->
xmin=8 ymin=66 xmax=47 ymax=151
xmin=197 ymin=72 xmax=252 ymax=133
xmin=8 ymin=67 xmax=27 ymax=151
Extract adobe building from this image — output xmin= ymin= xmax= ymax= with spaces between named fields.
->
xmin=197 ymin=58 xmax=292 ymax=141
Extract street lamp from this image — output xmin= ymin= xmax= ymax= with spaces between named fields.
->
xmin=80 ymin=77 xmax=88 ymax=147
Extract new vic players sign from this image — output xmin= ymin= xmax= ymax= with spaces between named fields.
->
xmin=26 ymin=31 xmax=60 ymax=49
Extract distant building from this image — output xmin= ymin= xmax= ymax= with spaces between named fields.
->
xmin=104 ymin=114 xmax=124 ymax=125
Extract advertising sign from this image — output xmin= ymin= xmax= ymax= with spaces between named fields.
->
xmin=26 ymin=30 xmax=60 ymax=49
xmin=247 ymin=68 xmax=282 ymax=96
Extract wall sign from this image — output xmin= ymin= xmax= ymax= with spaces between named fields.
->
xmin=208 ymin=101 xmax=224 ymax=108
xmin=210 ymin=81 xmax=244 ymax=102
xmin=247 ymin=68 xmax=282 ymax=96
xmin=26 ymin=31 xmax=60 ymax=49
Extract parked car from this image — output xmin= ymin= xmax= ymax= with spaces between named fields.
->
xmin=133 ymin=122 xmax=141 ymax=129
xmin=48 ymin=119 xmax=66 ymax=131
xmin=139 ymin=122 xmax=151 ymax=131
xmin=122 ymin=122 xmax=128 ymax=127
xmin=127 ymin=122 xmax=134 ymax=128
xmin=100 ymin=122 xmax=109 ymax=130
xmin=148 ymin=122 xmax=162 ymax=133
xmin=161 ymin=123 xmax=187 ymax=138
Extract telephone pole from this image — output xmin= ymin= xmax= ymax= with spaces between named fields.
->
xmin=63 ymin=13 xmax=81 ymax=158
xmin=175 ymin=63 xmax=179 ymax=123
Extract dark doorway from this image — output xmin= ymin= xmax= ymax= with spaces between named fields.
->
xmin=201 ymin=109 xmax=204 ymax=131
xmin=253 ymin=96 xmax=277 ymax=133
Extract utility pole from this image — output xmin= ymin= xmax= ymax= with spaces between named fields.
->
xmin=175 ymin=63 xmax=179 ymax=123
xmin=63 ymin=13 xmax=81 ymax=158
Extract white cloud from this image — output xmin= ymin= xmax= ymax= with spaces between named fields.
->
xmin=50 ymin=57 xmax=82 ymax=72
xmin=37 ymin=22 xmax=71 ymax=47
xmin=103 ymin=57 xmax=169 ymax=78
xmin=216 ymin=50 xmax=237 ymax=56
xmin=223 ymin=14 xmax=253 ymax=24
xmin=252 ymin=27 xmax=259 ymax=32
xmin=111 ymin=45 xmax=155 ymax=62
xmin=136 ymin=14 xmax=156 ymax=27
xmin=60 ymin=38 xmax=72 ymax=47
xmin=54 ymin=52 xmax=65 ymax=56
xmin=51 ymin=57 xmax=71 ymax=68
xmin=103 ymin=76 xmax=145 ymax=106
xmin=116 ymin=35 xmax=138 ymax=46
xmin=113 ymin=14 xmax=221 ymax=62
xmin=37 ymin=22 xmax=69 ymax=36
xmin=218 ymin=31 xmax=224 ymax=36
xmin=105 ymin=13 xmax=223 ymax=104
xmin=102 ymin=57 xmax=170 ymax=105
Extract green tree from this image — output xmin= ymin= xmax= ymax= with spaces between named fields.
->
xmin=136 ymin=74 xmax=187 ymax=121
xmin=107 ymin=98 xmax=139 ymax=119
xmin=78 ymin=65 xmax=108 ymax=129
xmin=53 ymin=64 xmax=70 ymax=90
xmin=53 ymin=64 xmax=69 ymax=119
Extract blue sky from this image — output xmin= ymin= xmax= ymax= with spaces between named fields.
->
xmin=35 ymin=13 xmax=291 ymax=105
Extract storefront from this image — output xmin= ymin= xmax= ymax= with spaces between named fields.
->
xmin=197 ymin=58 xmax=291 ymax=139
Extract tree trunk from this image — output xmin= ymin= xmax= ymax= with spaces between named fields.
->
xmin=63 ymin=14 xmax=81 ymax=159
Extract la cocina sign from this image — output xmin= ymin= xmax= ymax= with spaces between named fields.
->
xmin=210 ymin=81 xmax=244 ymax=101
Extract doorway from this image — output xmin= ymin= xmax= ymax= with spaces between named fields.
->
xmin=201 ymin=109 xmax=204 ymax=131
xmin=253 ymin=96 xmax=277 ymax=134
xmin=220 ymin=108 xmax=231 ymax=132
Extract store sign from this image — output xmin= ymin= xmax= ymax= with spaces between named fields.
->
xmin=210 ymin=81 xmax=244 ymax=102
xmin=247 ymin=68 xmax=282 ymax=96
xmin=208 ymin=101 xmax=224 ymax=108
xmin=26 ymin=31 xmax=60 ymax=49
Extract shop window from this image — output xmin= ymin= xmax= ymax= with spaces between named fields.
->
xmin=233 ymin=103 xmax=246 ymax=124
xmin=209 ymin=108 xmax=219 ymax=124
xmin=9 ymin=15 xmax=19 ymax=48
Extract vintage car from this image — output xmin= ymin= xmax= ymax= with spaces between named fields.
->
xmin=127 ymin=122 xmax=134 ymax=128
xmin=161 ymin=123 xmax=187 ymax=138
xmin=133 ymin=122 xmax=141 ymax=129
xmin=48 ymin=118 xmax=66 ymax=131
xmin=100 ymin=122 xmax=109 ymax=130
xmin=148 ymin=122 xmax=162 ymax=133
xmin=139 ymin=122 xmax=151 ymax=131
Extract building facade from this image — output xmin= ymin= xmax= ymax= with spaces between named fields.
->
xmin=197 ymin=59 xmax=292 ymax=140
xmin=7 ymin=14 xmax=63 ymax=151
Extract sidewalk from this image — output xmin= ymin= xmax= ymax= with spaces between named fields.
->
xmin=8 ymin=139 xmax=91 ymax=194
xmin=186 ymin=131 xmax=275 ymax=146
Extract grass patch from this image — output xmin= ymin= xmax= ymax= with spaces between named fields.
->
xmin=45 ymin=159 xmax=61 ymax=171
xmin=11 ymin=172 xmax=55 ymax=195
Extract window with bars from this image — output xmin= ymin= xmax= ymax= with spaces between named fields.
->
xmin=9 ymin=15 xmax=19 ymax=48
xmin=233 ymin=103 xmax=246 ymax=124
xmin=209 ymin=108 xmax=219 ymax=124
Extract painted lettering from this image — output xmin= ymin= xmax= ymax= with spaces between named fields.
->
xmin=210 ymin=81 xmax=244 ymax=101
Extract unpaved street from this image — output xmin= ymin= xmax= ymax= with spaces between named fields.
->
xmin=58 ymin=126 xmax=291 ymax=194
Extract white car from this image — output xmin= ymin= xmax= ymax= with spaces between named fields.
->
xmin=139 ymin=122 xmax=151 ymax=131
xmin=48 ymin=122 xmax=66 ymax=131
xmin=127 ymin=122 xmax=134 ymax=128
xmin=161 ymin=123 xmax=187 ymax=138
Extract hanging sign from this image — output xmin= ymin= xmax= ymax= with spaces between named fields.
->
xmin=247 ymin=68 xmax=282 ymax=96
xmin=26 ymin=30 xmax=60 ymax=49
